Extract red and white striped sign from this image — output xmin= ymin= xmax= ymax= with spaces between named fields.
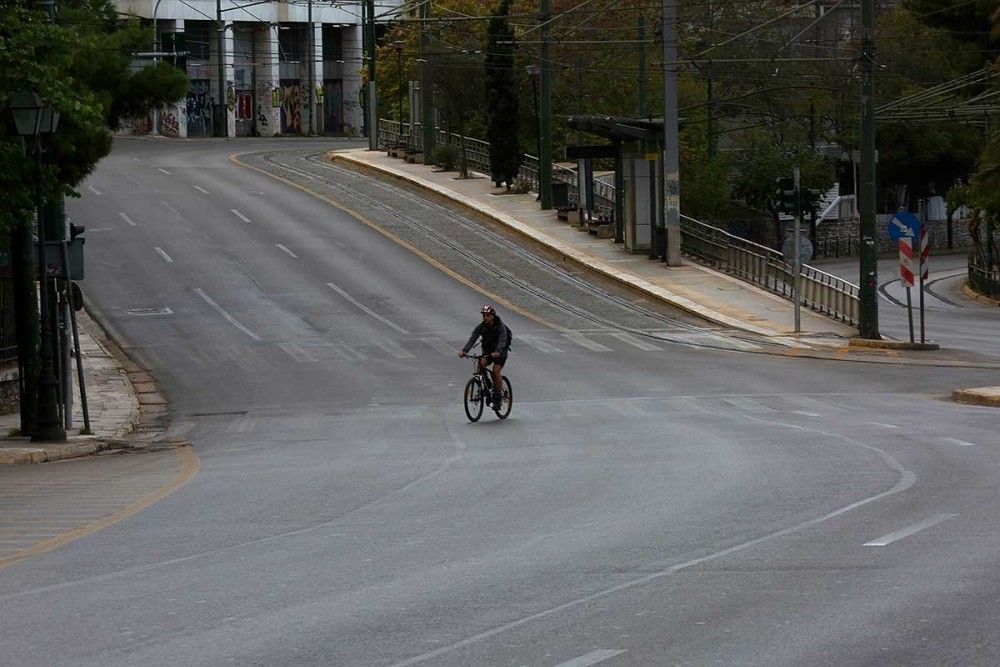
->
xmin=899 ymin=237 xmax=915 ymax=287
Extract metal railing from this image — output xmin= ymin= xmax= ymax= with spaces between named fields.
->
xmin=376 ymin=118 xmax=859 ymax=325
xmin=968 ymin=255 xmax=1000 ymax=300
xmin=680 ymin=214 xmax=860 ymax=325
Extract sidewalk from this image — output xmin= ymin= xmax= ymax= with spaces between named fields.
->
xmin=0 ymin=309 xmax=164 ymax=464
xmin=331 ymin=148 xmax=856 ymax=347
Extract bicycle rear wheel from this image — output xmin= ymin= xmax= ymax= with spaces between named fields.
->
xmin=494 ymin=376 xmax=512 ymax=419
xmin=464 ymin=377 xmax=484 ymax=422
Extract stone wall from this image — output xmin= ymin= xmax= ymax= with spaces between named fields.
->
xmin=0 ymin=362 xmax=19 ymax=415
xmin=814 ymin=216 xmax=975 ymax=258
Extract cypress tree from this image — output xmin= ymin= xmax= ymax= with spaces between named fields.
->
xmin=485 ymin=0 xmax=520 ymax=188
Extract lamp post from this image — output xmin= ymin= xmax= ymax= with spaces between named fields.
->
xmin=525 ymin=64 xmax=542 ymax=193
xmin=9 ymin=91 xmax=65 ymax=442
xmin=393 ymin=40 xmax=405 ymax=140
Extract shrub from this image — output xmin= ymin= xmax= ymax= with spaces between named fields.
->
xmin=509 ymin=178 xmax=533 ymax=194
xmin=433 ymin=144 xmax=458 ymax=171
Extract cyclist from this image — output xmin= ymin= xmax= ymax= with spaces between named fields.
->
xmin=459 ymin=305 xmax=509 ymax=406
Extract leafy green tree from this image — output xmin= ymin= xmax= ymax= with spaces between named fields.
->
xmin=484 ymin=0 xmax=520 ymax=188
xmin=1 ymin=0 xmax=188 ymax=234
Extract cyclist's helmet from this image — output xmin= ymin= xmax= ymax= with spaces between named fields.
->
xmin=481 ymin=305 xmax=496 ymax=316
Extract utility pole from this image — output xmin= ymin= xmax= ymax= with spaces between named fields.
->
xmin=661 ymin=0 xmax=682 ymax=266
xmin=420 ymin=0 xmax=435 ymax=163
xmin=858 ymin=0 xmax=880 ymax=338
xmin=216 ymin=0 xmax=227 ymax=138
xmin=307 ymin=0 xmax=315 ymax=135
xmin=706 ymin=2 xmax=715 ymax=159
xmin=539 ymin=0 xmax=553 ymax=210
xmin=366 ymin=0 xmax=378 ymax=150
xmin=638 ymin=16 xmax=647 ymax=117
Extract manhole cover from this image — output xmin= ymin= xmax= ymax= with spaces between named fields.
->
xmin=126 ymin=307 xmax=173 ymax=317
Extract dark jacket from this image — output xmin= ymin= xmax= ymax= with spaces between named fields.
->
xmin=462 ymin=316 xmax=508 ymax=355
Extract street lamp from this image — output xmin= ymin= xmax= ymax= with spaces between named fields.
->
xmin=393 ymin=40 xmax=405 ymax=141
xmin=525 ymin=65 xmax=542 ymax=195
xmin=9 ymin=90 xmax=65 ymax=442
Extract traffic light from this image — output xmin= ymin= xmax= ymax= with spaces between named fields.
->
xmin=801 ymin=188 xmax=823 ymax=216
xmin=775 ymin=176 xmax=796 ymax=216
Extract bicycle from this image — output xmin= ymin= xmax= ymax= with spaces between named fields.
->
xmin=462 ymin=353 xmax=513 ymax=422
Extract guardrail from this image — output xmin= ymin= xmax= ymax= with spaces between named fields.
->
xmin=680 ymin=214 xmax=860 ymax=325
xmin=968 ymin=254 xmax=1000 ymax=299
xmin=376 ymin=119 xmax=859 ymax=326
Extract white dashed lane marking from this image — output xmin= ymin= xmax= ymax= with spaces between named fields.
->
xmin=119 ymin=212 xmax=137 ymax=226
xmin=864 ymin=514 xmax=956 ymax=547
xmin=231 ymin=209 xmax=252 ymax=223
xmin=552 ymin=650 xmax=626 ymax=667
xmin=154 ymin=247 xmax=174 ymax=263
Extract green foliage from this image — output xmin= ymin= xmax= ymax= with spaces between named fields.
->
xmin=902 ymin=0 xmax=998 ymax=45
xmin=433 ymin=143 xmax=458 ymax=171
xmin=730 ymin=137 xmax=833 ymax=217
xmin=0 ymin=0 xmax=188 ymax=239
xmin=484 ymin=0 xmax=520 ymax=188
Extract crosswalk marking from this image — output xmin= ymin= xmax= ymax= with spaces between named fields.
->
xmin=562 ymin=332 xmax=613 ymax=352
xmin=553 ymin=650 xmax=626 ymax=667
xmin=329 ymin=341 xmax=366 ymax=360
xmin=608 ymin=331 xmax=662 ymax=351
xmin=520 ymin=335 xmax=565 ymax=353
xmin=373 ymin=339 xmax=416 ymax=359
xmin=279 ymin=343 xmax=318 ymax=363
xmin=719 ymin=396 xmax=777 ymax=413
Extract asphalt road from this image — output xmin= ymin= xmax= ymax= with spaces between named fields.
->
xmin=1 ymin=138 xmax=999 ymax=666
xmin=815 ymin=253 xmax=999 ymax=355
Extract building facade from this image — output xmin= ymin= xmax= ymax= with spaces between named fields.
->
xmin=116 ymin=0 xmax=398 ymax=138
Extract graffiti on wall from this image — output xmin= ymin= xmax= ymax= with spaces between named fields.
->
xmin=160 ymin=110 xmax=180 ymax=137
xmin=131 ymin=114 xmax=153 ymax=135
xmin=280 ymin=83 xmax=301 ymax=134
xmin=186 ymin=82 xmax=212 ymax=137
xmin=236 ymin=93 xmax=253 ymax=121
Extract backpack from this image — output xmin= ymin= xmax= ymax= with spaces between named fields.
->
xmin=504 ymin=324 xmax=513 ymax=351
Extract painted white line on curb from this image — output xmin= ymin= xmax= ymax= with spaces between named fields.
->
xmin=119 ymin=212 xmax=137 ymax=226
xmin=154 ymin=247 xmax=174 ymax=263
xmin=194 ymin=288 xmax=262 ymax=341
xmin=864 ymin=513 xmax=956 ymax=547
xmin=231 ymin=209 xmax=252 ymax=223
xmin=193 ymin=185 xmax=210 ymax=195
xmin=553 ymin=650 xmax=626 ymax=667
xmin=325 ymin=282 xmax=410 ymax=334
xmin=275 ymin=244 xmax=298 ymax=258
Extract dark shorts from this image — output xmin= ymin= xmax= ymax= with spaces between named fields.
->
xmin=483 ymin=351 xmax=508 ymax=367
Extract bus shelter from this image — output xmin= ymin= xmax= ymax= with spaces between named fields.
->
xmin=567 ymin=116 xmax=665 ymax=258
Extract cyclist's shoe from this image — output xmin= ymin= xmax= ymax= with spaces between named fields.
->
xmin=483 ymin=392 xmax=492 ymax=406
xmin=492 ymin=390 xmax=502 ymax=405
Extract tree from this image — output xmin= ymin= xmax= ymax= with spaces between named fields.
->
xmin=1 ymin=0 xmax=187 ymax=433
xmin=1 ymin=0 xmax=188 ymax=234
xmin=484 ymin=0 xmax=520 ymax=188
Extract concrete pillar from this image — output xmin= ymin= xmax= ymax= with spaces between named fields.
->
xmin=308 ymin=23 xmax=324 ymax=134
xmin=255 ymin=26 xmax=281 ymax=136
xmin=212 ymin=20 xmax=236 ymax=137
xmin=341 ymin=25 xmax=364 ymax=137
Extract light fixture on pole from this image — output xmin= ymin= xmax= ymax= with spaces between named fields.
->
xmin=10 ymin=90 xmax=65 ymax=442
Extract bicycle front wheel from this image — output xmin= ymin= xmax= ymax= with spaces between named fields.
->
xmin=494 ymin=376 xmax=513 ymax=419
xmin=464 ymin=377 xmax=484 ymax=422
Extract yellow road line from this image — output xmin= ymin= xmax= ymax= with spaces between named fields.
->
xmin=230 ymin=153 xmax=568 ymax=334
xmin=0 ymin=446 xmax=199 ymax=570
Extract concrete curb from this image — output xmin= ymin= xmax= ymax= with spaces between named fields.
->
xmin=328 ymin=151 xmax=793 ymax=340
xmin=849 ymin=338 xmax=940 ymax=351
xmin=962 ymin=283 xmax=1000 ymax=307
xmin=0 ymin=301 xmax=171 ymax=464
xmin=952 ymin=387 xmax=1000 ymax=408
